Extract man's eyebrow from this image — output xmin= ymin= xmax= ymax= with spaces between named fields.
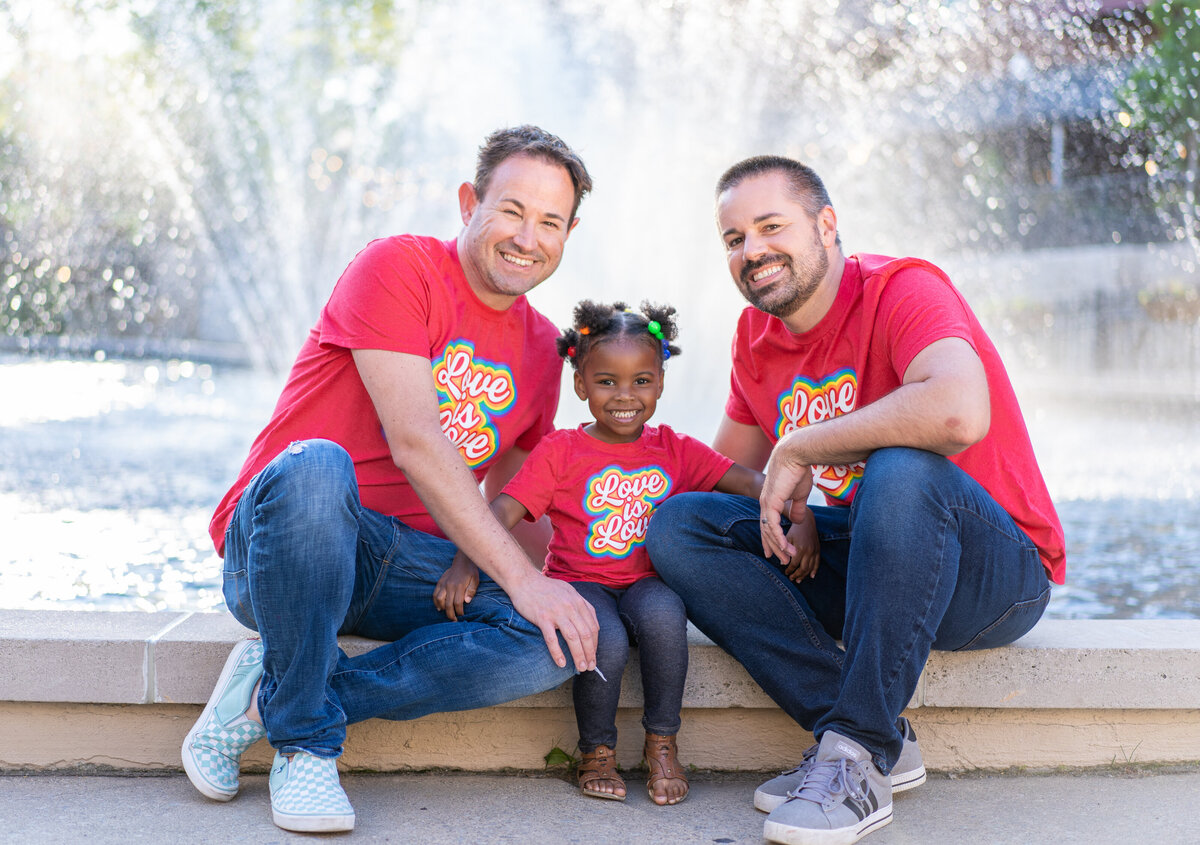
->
xmin=722 ymin=212 xmax=783 ymax=238
xmin=498 ymin=196 xmax=567 ymax=223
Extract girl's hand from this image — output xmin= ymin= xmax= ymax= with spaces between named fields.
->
xmin=434 ymin=553 xmax=479 ymax=621
xmin=781 ymin=506 xmax=820 ymax=582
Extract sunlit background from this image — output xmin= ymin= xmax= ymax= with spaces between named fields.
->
xmin=1 ymin=0 xmax=1197 ymax=617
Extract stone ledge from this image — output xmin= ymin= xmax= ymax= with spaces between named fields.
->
xmin=923 ymin=619 xmax=1200 ymax=710
xmin=4 ymin=611 xmax=1198 ymax=710
xmin=2 ymin=611 xmax=1199 ymax=772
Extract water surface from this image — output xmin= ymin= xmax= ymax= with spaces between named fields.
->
xmin=1 ymin=355 xmax=1196 ymax=619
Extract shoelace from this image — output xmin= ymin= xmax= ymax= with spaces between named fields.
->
xmin=777 ymin=744 xmax=818 ymax=776
xmin=786 ymin=758 xmax=870 ymax=809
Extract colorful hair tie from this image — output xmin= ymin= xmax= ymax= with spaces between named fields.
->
xmin=661 ymin=339 xmax=671 ymax=360
xmin=567 ymin=345 xmax=577 ymax=358
xmin=647 ymin=320 xmax=663 ymax=340
xmin=579 ymin=327 xmax=590 ymax=335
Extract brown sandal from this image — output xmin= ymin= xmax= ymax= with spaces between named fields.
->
xmin=578 ymin=744 xmax=626 ymax=801
xmin=644 ymin=732 xmax=689 ymax=805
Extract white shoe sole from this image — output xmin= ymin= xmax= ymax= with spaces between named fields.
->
xmin=890 ymin=763 xmax=926 ymax=793
xmin=764 ymin=804 xmax=892 ymax=845
xmin=272 ymin=809 xmax=356 ymax=833
xmin=755 ymin=764 xmax=925 ymax=813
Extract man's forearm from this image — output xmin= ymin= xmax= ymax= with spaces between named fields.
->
xmin=779 ymin=377 xmax=988 ymax=467
xmin=397 ymin=428 xmax=539 ymax=592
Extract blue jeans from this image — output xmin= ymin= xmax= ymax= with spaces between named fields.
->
xmin=570 ymin=578 xmax=688 ymax=751
xmin=645 ymin=447 xmax=1050 ymax=774
xmin=221 ymin=439 xmax=577 ymax=758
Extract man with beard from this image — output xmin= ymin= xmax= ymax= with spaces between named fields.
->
xmin=183 ymin=126 xmax=599 ymax=833
xmin=646 ymin=156 xmax=1064 ymax=845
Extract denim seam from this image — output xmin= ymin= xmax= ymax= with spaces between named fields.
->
xmin=955 ymin=585 xmax=1051 ymax=651
xmin=221 ymin=513 xmax=255 ymax=627
xmin=344 ymin=519 xmax=400 ymax=634
xmin=617 ymin=610 xmax=639 ymax=644
xmin=947 ymin=499 xmax=1036 ymax=551
xmin=717 ymin=510 xmax=843 ymax=661
xmin=331 ymin=622 xmax=520 ymax=682
xmin=754 ymin=556 xmax=843 ymax=662
xmin=642 ymin=717 xmax=683 ymax=735
xmin=877 ymin=500 xmax=955 ymax=711
xmin=716 ymin=509 xmax=752 ymax=535
xmin=460 ymin=590 xmax=518 ymax=626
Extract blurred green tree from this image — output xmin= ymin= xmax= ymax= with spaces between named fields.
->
xmin=1118 ymin=0 xmax=1200 ymax=261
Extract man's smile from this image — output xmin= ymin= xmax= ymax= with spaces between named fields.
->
xmin=500 ymin=250 xmax=535 ymax=268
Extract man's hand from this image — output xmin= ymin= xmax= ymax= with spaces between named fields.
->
xmin=506 ymin=571 xmax=598 ymax=672
xmin=759 ymin=432 xmax=815 ymax=564
xmin=433 ymin=553 xmax=480 ymax=622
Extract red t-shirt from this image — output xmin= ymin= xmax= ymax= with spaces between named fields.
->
xmin=503 ymin=424 xmax=735 ymax=588
xmin=209 ymin=235 xmax=562 ymax=555
xmin=725 ymin=254 xmax=1066 ymax=584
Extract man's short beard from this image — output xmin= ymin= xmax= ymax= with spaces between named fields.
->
xmin=746 ymin=279 xmax=804 ymax=318
xmin=740 ymin=251 xmax=826 ymax=319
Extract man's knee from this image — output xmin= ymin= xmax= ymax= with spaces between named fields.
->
xmin=862 ymin=446 xmax=947 ymax=487
xmin=647 ymin=494 xmax=687 ymax=543
xmin=646 ymin=492 xmax=707 ymax=560
xmin=270 ymin=438 xmax=355 ymax=486
xmin=857 ymin=447 xmax=957 ymax=510
xmin=260 ymin=439 xmax=358 ymax=517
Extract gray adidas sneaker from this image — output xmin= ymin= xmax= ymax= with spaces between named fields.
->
xmin=763 ymin=731 xmax=892 ymax=845
xmin=754 ymin=716 xmax=925 ymax=813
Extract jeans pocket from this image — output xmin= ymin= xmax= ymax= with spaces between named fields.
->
xmin=222 ymin=566 xmax=256 ymax=630
xmin=955 ymin=584 xmax=1051 ymax=651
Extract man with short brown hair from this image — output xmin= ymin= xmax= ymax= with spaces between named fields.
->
xmin=184 ymin=125 xmax=600 ymax=833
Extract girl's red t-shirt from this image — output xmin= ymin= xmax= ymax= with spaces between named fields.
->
xmin=503 ymin=424 xmax=734 ymax=588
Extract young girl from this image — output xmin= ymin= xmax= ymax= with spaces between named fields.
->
xmin=434 ymin=300 xmax=816 ymax=806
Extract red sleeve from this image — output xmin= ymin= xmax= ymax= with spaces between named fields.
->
xmin=669 ymin=427 xmax=736 ymax=492
xmin=318 ymin=237 xmax=440 ymax=357
xmin=873 ymin=266 xmax=977 ymax=379
xmin=501 ymin=434 xmax=561 ymax=522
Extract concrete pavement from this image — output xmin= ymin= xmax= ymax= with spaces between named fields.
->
xmin=2 ymin=766 xmax=1198 ymax=844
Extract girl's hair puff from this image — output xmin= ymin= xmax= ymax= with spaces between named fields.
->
xmin=556 ymin=300 xmax=682 ymax=370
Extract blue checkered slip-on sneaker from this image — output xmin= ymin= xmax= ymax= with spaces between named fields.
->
xmin=269 ymin=750 xmax=355 ymax=832
xmin=755 ymin=716 xmax=925 ymax=813
xmin=181 ymin=638 xmax=266 ymax=801
xmin=763 ymin=731 xmax=892 ymax=845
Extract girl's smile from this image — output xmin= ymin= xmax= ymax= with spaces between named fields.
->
xmin=574 ymin=337 xmax=665 ymax=444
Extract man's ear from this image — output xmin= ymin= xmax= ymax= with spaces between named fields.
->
xmin=817 ymin=206 xmax=839 ymax=249
xmin=458 ymin=182 xmax=479 ymax=226
xmin=565 ymin=216 xmax=581 ymax=239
